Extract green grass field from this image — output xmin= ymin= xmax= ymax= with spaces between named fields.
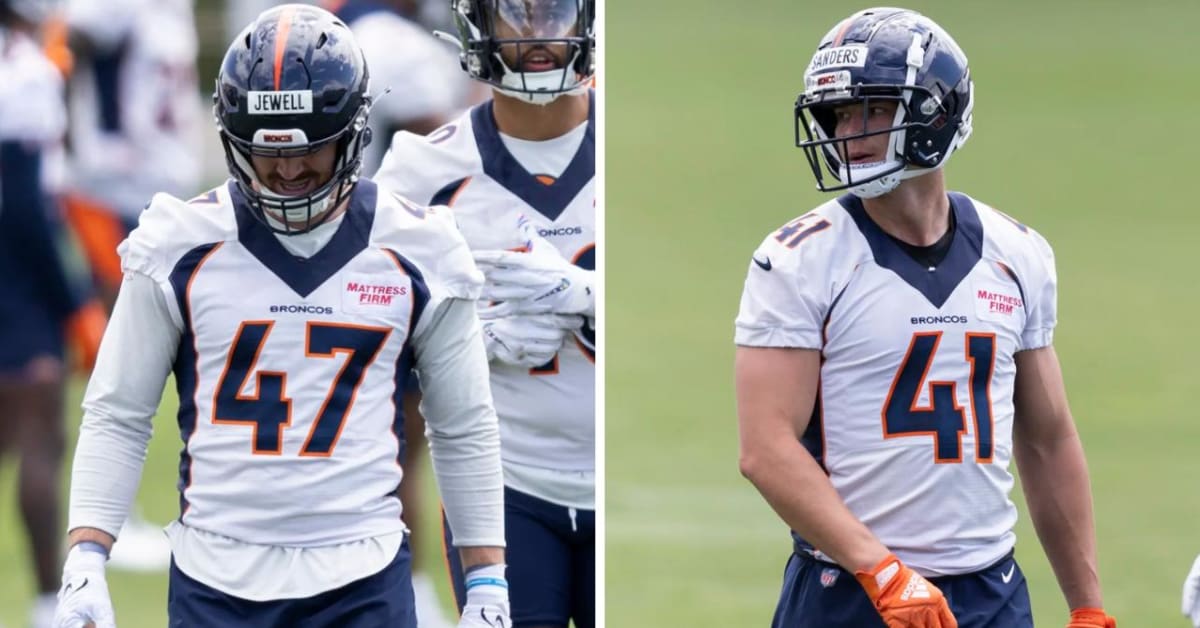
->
xmin=0 ymin=381 xmax=455 ymax=626
xmin=607 ymin=0 xmax=1200 ymax=626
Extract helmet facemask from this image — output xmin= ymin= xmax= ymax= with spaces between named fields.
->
xmin=447 ymin=0 xmax=594 ymax=105
xmin=217 ymin=102 xmax=371 ymax=235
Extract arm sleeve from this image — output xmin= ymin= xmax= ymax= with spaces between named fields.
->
xmin=0 ymin=141 xmax=84 ymax=319
xmin=67 ymin=271 xmax=180 ymax=537
xmin=414 ymin=297 xmax=505 ymax=548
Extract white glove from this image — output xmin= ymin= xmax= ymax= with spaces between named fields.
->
xmin=473 ymin=244 xmax=594 ymax=318
xmin=53 ymin=544 xmax=116 ymax=628
xmin=480 ymin=312 xmax=582 ymax=368
xmin=458 ymin=564 xmax=510 ymax=628
xmin=1183 ymin=552 xmax=1200 ymax=626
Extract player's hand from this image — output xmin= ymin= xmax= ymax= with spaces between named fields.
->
xmin=854 ymin=554 xmax=957 ymax=628
xmin=53 ymin=545 xmax=115 ymax=628
xmin=1184 ymin=553 xmax=1200 ymax=627
xmin=473 ymin=244 xmax=594 ymax=318
xmin=480 ymin=313 xmax=581 ymax=368
xmin=458 ymin=565 xmax=510 ymax=628
xmin=1067 ymin=607 xmax=1116 ymax=627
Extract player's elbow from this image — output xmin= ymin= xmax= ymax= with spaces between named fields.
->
xmin=738 ymin=445 xmax=771 ymax=485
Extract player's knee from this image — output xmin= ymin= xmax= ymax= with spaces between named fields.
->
xmin=22 ymin=355 xmax=65 ymax=385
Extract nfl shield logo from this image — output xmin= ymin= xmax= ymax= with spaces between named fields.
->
xmin=819 ymin=567 xmax=839 ymax=588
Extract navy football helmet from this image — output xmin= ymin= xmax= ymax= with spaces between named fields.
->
xmin=795 ymin=7 xmax=974 ymax=198
xmin=214 ymin=4 xmax=371 ymax=234
xmin=443 ymin=0 xmax=595 ymax=104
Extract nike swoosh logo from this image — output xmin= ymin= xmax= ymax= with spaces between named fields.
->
xmin=753 ymin=255 xmax=772 ymax=271
xmin=1001 ymin=563 xmax=1016 ymax=584
xmin=65 ymin=577 xmax=89 ymax=595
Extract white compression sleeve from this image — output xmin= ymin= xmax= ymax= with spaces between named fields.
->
xmin=67 ymin=271 xmax=180 ymax=537
xmin=414 ymin=298 xmax=505 ymax=548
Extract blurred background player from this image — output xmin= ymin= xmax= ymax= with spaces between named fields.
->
xmin=330 ymin=0 xmax=481 ymax=174
xmin=328 ymin=1 xmax=484 ymax=625
xmin=58 ymin=0 xmax=205 ymax=571
xmin=375 ymin=1 xmax=596 ymax=626
xmin=0 ymin=0 xmax=103 ymax=625
xmin=735 ymin=8 xmax=1115 ymax=628
xmin=53 ymin=5 xmax=508 ymax=627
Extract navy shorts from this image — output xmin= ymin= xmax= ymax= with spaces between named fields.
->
xmin=167 ymin=539 xmax=416 ymax=628
xmin=444 ymin=486 xmax=595 ymax=628
xmin=0 ymin=290 xmax=63 ymax=372
xmin=771 ymin=550 xmax=1032 ymax=628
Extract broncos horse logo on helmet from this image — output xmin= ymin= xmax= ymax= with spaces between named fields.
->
xmin=213 ymin=3 xmax=372 ymax=234
xmin=795 ymin=7 xmax=975 ymax=199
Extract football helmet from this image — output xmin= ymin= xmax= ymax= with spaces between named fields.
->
xmin=443 ymin=0 xmax=595 ymax=104
xmin=795 ymin=7 xmax=974 ymax=198
xmin=214 ymin=4 xmax=371 ymax=234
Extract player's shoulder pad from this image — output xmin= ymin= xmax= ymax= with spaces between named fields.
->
xmin=118 ymin=185 xmax=238 ymax=282
xmin=0 ymin=36 xmax=64 ymax=143
xmin=371 ymin=187 xmax=484 ymax=301
xmin=749 ymin=196 xmax=860 ymax=284
xmin=373 ymin=108 xmax=481 ymax=204
xmin=970 ymin=194 xmax=1056 ymax=278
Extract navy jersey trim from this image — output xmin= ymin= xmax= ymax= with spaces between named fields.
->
xmin=231 ymin=180 xmax=377 ymax=298
xmin=383 ymin=249 xmax=430 ymax=468
xmin=838 ymin=192 xmax=983 ymax=308
xmin=469 ymin=90 xmax=594 ymax=221
xmin=428 ymin=177 xmax=470 ymax=207
xmin=168 ymin=243 xmax=221 ymax=518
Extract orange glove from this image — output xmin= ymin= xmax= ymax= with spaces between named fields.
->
xmin=854 ymin=554 xmax=958 ymax=628
xmin=66 ymin=300 xmax=108 ymax=373
xmin=1067 ymin=607 xmax=1116 ymax=628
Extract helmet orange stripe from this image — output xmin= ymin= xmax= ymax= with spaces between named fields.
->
xmin=832 ymin=16 xmax=855 ymax=46
xmin=273 ymin=5 xmax=298 ymax=90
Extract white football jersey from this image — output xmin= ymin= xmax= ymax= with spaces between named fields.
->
xmin=0 ymin=28 xmax=66 ymax=192
xmin=735 ymin=192 xmax=1056 ymax=576
xmin=65 ymin=0 xmax=202 ymax=217
xmin=119 ymin=179 xmax=481 ymax=546
xmin=374 ymin=94 xmax=596 ymax=489
xmin=337 ymin=2 xmax=475 ymax=175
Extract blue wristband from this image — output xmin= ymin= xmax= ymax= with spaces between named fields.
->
xmin=75 ymin=541 xmax=110 ymax=558
xmin=465 ymin=576 xmax=508 ymax=590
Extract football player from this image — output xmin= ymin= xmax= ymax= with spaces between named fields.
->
xmin=373 ymin=1 xmax=596 ymax=626
xmin=53 ymin=6 xmax=508 ymax=628
xmin=734 ymin=8 xmax=1115 ymax=628
xmin=0 ymin=2 xmax=100 ymax=626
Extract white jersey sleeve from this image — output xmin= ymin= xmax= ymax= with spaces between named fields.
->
xmin=973 ymin=200 xmax=1058 ymax=351
xmin=735 ymin=205 xmax=847 ymax=349
xmin=376 ymin=124 xmax=479 ymax=207
xmin=1015 ymin=230 xmax=1057 ymax=350
xmin=0 ymin=33 xmax=65 ymax=144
